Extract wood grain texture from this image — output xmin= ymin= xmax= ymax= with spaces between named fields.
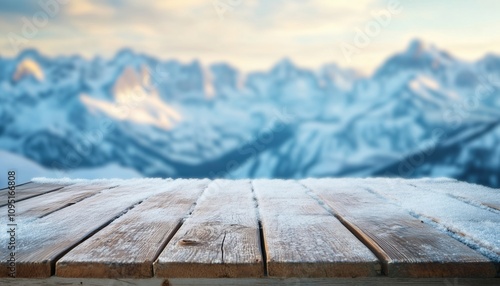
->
xmin=253 ymin=179 xmax=380 ymax=278
xmin=0 ymin=182 xmax=69 ymax=207
xmin=0 ymin=179 xmax=173 ymax=278
xmin=0 ymin=183 xmax=116 ymax=218
xmin=154 ymin=180 xmax=263 ymax=278
xmin=302 ymin=178 xmax=497 ymax=278
xmin=1 ymin=178 xmax=498 ymax=280
xmin=407 ymin=179 xmax=500 ymax=211
xmin=56 ymin=179 xmax=209 ymax=278
xmin=1 ymin=277 xmax=500 ymax=286
xmin=0 ymin=277 xmax=166 ymax=286
xmin=169 ymin=277 xmax=500 ymax=285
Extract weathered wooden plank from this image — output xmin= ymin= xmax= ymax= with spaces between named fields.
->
xmin=1 ymin=277 xmax=500 ymax=286
xmin=302 ymin=178 xmax=497 ymax=278
xmin=361 ymin=178 xmax=500 ymax=264
xmin=0 ymin=182 xmax=116 ymax=219
xmin=0 ymin=181 xmax=30 ymax=191
xmin=56 ymin=179 xmax=209 ymax=278
xmin=253 ymin=179 xmax=380 ymax=278
xmin=406 ymin=178 xmax=500 ymax=211
xmin=0 ymin=179 xmax=173 ymax=278
xmin=169 ymin=277 xmax=500 ymax=285
xmin=154 ymin=180 xmax=263 ymax=278
xmin=0 ymin=277 xmax=165 ymax=286
xmin=0 ymin=182 xmax=69 ymax=207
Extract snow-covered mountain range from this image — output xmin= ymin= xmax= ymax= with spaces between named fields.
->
xmin=1 ymin=39 xmax=500 ymax=187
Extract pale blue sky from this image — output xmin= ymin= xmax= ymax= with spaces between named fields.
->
xmin=1 ymin=0 xmax=500 ymax=74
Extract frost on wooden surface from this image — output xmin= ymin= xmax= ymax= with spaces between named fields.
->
xmin=32 ymin=177 xmax=171 ymax=186
xmin=407 ymin=178 xmax=500 ymax=211
xmin=154 ymin=179 xmax=263 ymax=278
xmin=253 ymin=179 xmax=379 ymax=261
xmin=252 ymin=179 xmax=379 ymax=277
xmin=0 ymin=178 xmax=182 ymax=277
xmin=301 ymin=178 xmax=496 ymax=277
xmin=3 ymin=177 xmax=499 ymax=278
xmin=55 ymin=179 xmax=209 ymax=278
xmin=306 ymin=178 xmax=500 ymax=262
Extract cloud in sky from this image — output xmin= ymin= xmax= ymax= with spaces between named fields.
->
xmin=1 ymin=0 xmax=500 ymax=74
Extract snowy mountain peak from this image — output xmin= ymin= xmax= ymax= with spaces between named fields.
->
xmin=405 ymin=39 xmax=431 ymax=56
xmin=209 ymin=63 xmax=240 ymax=96
xmin=319 ymin=63 xmax=361 ymax=91
xmin=17 ymin=48 xmax=42 ymax=61
xmin=403 ymin=39 xmax=454 ymax=62
xmin=3 ymin=42 xmax=500 ymax=188
xmin=271 ymin=58 xmax=297 ymax=79
xmin=12 ymin=58 xmax=44 ymax=82
xmin=374 ymin=39 xmax=456 ymax=78
xmin=477 ymin=53 xmax=500 ymax=73
xmin=114 ymin=48 xmax=136 ymax=60
xmin=81 ymin=65 xmax=182 ymax=130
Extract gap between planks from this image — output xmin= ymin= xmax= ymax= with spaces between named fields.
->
xmin=0 ymin=182 xmax=68 ymax=207
xmin=3 ymin=179 xmax=498 ymax=279
xmin=250 ymin=182 xmax=269 ymax=276
xmin=301 ymin=179 xmax=497 ymax=278
xmin=51 ymin=200 xmax=147 ymax=276
xmin=55 ymin=179 xmax=210 ymax=278
xmin=364 ymin=180 xmax=500 ymax=265
xmin=153 ymin=180 xmax=264 ymax=278
xmin=0 ymin=181 xmax=31 ymax=191
xmin=298 ymin=182 xmax=394 ymax=271
xmin=252 ymin=179 xmax=381 ymax=278
xmin=1 ymin=180 xmax=176 ymax=278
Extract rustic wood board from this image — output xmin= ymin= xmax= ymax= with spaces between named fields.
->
xmin=154 ymin=180 xmax=263 ymax=278
xmin=0 ymin=183 xmax=116 ymax=218
xmin=406 ymin=179 xmax=500 ymax=211
xmin=56 ymin=179 xmax=209 ymax=278
xmin=252 ymin=179 xmax=380 ymax=278
xmin=302 ymin=178 xmax=497 ymax=278
xmin=0 ymin=182 xmax=69 ymax=207
xmin=1 ymin=178 xmax=498 ymax=281
xmin=170 ymin=277 xmax=500 ymax=285
xmin=361 ymin=178 xmax=500 ymax=264
xmin=1 ymin=277 xmax=500 ymax=286
xmin=0 ymin=277 xmax=165 ymax=286
xmin=0 ymin=179 xmax=173 ymax=278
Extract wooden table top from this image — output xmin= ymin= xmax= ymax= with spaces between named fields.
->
xmin=1 ymin=178 xmax=499 ymax=284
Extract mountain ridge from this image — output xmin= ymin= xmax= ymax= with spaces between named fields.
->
xmin=1 ymin=39 xmax=499 ymax=187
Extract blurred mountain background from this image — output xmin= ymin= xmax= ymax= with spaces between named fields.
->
xmin=2 ymin=1 xmax=500 ymax=187
xmin=1 ymin=40 xmax=500 ymax=187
